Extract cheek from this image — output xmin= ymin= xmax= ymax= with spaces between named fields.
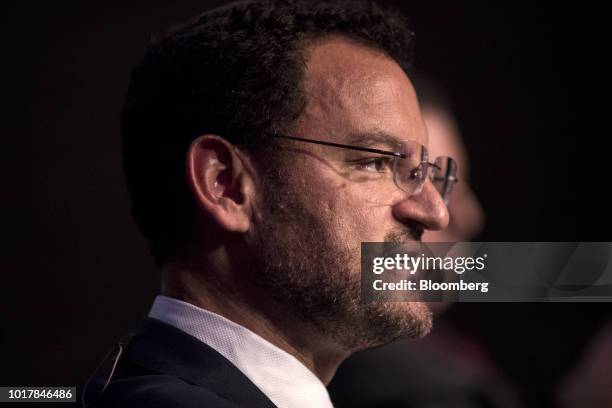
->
xmin=319 ymin=183 xmax=394 ymax=242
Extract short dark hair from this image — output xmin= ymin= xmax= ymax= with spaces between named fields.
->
xmin=122 ymin=0 xmax=416 ymax=265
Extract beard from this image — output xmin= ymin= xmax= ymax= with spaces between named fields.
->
xmin=247 ymin=166 xmax=432 ymax=352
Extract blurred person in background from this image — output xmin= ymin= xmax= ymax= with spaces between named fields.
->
xmin=328 ymin=73 xmax=524 ymax=408
xmin=419 ymin=75 xmax=483 ymax=243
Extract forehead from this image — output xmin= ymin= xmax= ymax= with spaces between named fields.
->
xmin=295 ymin=37 xmax=427 ymax=147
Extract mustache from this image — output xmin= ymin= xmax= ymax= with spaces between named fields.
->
xmin=385 ymin=222 xmax=424 ymax=243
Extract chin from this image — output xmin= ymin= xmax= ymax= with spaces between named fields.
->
xmin=349 ymin=300 xmax=433 ymax=351
xmin=396 ymin=301 xmax=433 ymax=338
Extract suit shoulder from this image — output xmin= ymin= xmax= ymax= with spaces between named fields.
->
xmin=92 ymin=374 xmax=239 ymax=408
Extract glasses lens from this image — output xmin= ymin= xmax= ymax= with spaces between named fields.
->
xmin=431 ymin=156 xmax=458 ymax=203
xmin=393 ymin=141 xmax=428 ymax=195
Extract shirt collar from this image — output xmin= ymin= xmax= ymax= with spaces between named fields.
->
xmin=149 ymin=295 xmax=334 ymax=408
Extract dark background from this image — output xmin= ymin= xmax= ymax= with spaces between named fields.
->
xmin=2 ymin=1 xmax=611 ymax=407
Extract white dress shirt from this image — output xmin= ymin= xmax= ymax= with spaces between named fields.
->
xmin=149 ymin=295 xmax=334 ymax=408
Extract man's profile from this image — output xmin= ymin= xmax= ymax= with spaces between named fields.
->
xmin=84 ymin=1 xmax=456 ymax=406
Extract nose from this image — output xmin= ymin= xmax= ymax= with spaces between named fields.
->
xmin=391 ymin=179 xmax=450 ymax=231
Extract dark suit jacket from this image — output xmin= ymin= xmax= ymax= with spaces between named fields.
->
xmin=83 ymin=317 xmax=276 ymax=407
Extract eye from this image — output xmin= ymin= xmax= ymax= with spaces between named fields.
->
xmin=409 ymin=163 xmax=428 ymax=181
xmin=356 ymin=157 xmax=393 ymax=173
xmin=409 ymin=168 xmax=421 ymax=180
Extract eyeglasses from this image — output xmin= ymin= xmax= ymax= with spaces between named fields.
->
xmin=271 ymin=134 xmax=458 ymax=204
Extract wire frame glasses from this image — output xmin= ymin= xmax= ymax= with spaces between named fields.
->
xmin=272 ymin=134 xmax=458 ymax=204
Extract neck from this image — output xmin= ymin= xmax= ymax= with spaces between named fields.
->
xmin=161 ymin=262 xmax=349 ymax=385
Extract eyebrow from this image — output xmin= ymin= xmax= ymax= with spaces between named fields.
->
xmin=347 ymin=130 xmax=404 ymax=151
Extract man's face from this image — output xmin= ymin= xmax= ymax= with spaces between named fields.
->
xmin=248 ymin=37 xmax=449 ymax=351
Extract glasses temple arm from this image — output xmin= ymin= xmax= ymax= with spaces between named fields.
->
xmin=272 ymin=134 xmax=406 ymax=159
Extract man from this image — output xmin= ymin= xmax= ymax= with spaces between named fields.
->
xmin=84 ymin=1 xmax=456 ymax=407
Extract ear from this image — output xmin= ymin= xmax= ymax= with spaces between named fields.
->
xmin=186 ymin=135 xmax=254 ymax=233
